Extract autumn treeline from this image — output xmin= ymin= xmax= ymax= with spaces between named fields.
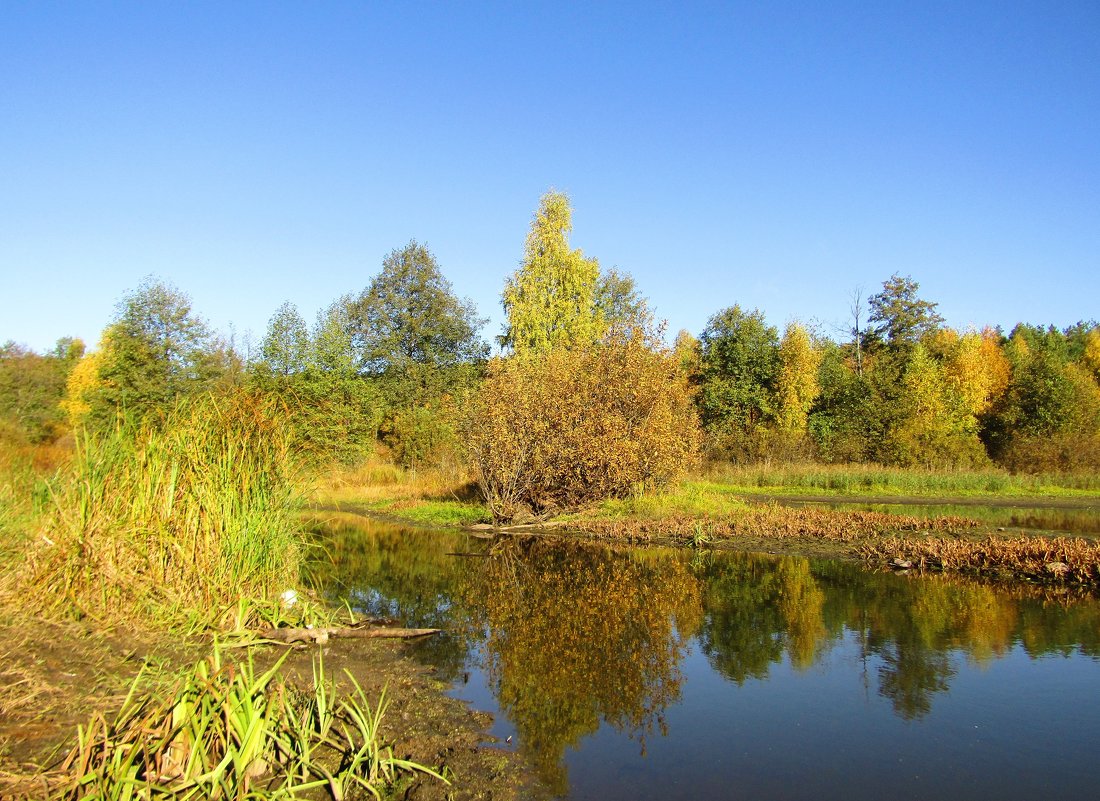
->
xmin=685 ymin=276 xmax=1100 ymax=472
xmin=2 ymin=191 xmax=1098 ymax=490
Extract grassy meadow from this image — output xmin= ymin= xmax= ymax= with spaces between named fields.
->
xmin=703 ymin=462 xmax=1100 ymax=498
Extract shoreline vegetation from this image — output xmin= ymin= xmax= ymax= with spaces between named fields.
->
xmin=0 ymin=399 xmax=533 ymax=800
xmin=318 ymin=461 xmax=1100 ymax=590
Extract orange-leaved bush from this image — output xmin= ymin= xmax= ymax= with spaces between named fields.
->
xmin=463 ymin=333 xmax=701 ymax=522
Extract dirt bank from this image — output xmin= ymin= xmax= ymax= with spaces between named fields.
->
xmin=0 ymin=619 xmax=545 ymax=800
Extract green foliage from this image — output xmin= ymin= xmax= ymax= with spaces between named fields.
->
xmin=984 ymin=341 xmax=1100 ymax=471
xmin=19 ymin=391 xmax=306 ymax=629
xmin=259 ymin=300 xmax=310 ymax=376
xmin=366 ymin=497 xmax=489 ymax=526
xmin=379 ymin=401 xmax=456 ymax=469
xmin=501 ymin=190 xmax=602 ymax=353
xmin=707 ymin=462 xmax=1100 ymax=495
xmin=0 ymin=338 xmax=81 ymax=443
xmin=89 ymin=277 xmax=217 ymax=425
xmin=594 ymin=267 xmax=656 ymax=337
xmin=344 ymin=241 xmax=488 ymax=467
xmin=867 ymin=273 xmax=944 ymax=351
xmin=698 ymin=305 xmax=780 ymax=459
xmin=1007 ymin=322 xmax=1072 ymax=364
xmin=351 ymin=240 xmax=488 ymax=375
xmin=251 ymin=299 xmax=381 ymax=465
xmin=890 ymin=344 xmax=989 ymax=468
xmin=809 ymin=337 xmax=989 ymax=468
xmin=464 ymin=334 xmax=701 ymax=522
xmin=807 ymin=346 xmax=879 ymax=462
xmin=58 ymin=647 xmax=444 ymax=799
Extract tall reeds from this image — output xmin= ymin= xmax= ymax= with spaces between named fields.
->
xmin=19 ymin=391 xmax=305 ymax=629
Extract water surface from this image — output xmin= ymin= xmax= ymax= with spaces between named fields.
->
xmin=310 ymin=518 xmax=1100 ymax=799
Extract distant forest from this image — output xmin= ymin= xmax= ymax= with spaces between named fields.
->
xmin=3 ymin=192 xmax=1098 ymax=475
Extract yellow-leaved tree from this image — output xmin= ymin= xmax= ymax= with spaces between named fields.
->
xmin=59 ymin=346 xmax=106 ymax=429
xmin=500 ymin=191 xmax=602 ymax=353
xmin=774 ymin=322 xmax=822 ymax=443
xmin=892 ymin=343 xmax=988 ymax=467
xmin=940 ymin=327 xmax=1010 ymax=419
xmin=1082 ymin=328 xmax=1100 ymax=384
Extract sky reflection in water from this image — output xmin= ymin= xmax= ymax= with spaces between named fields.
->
xmin=309 ymin=517 xmax=1100 ymax=800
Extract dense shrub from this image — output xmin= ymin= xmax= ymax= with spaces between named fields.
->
xmin=381 ymin=401 xmax=463 ymax=469
xmin=463 ymin=335 xmax=701 ymax=522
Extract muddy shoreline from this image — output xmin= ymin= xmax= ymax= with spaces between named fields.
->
xmin=0 ymin=618 xmax=546 ymax=800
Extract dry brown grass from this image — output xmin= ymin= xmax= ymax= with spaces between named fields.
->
xmin=860 ymin=534 xmax=1100 ymax=585
xmin=314 ymin=457 xmax=477 ymax=505
xmin=569 ymin=504 xmax=979 ymax=544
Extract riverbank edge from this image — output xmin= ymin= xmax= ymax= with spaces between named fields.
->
xmin=316 ymin=497 xmax=1100 ymax=590
xmin=0 ymin=617 xmax=547 ymax=800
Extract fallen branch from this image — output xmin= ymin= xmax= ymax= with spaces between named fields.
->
xmin=257 ymin=626 xmax=441 ymax=645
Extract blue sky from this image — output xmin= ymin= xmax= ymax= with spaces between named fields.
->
xmin=3 ymin=1 xmax=1098 ymax=354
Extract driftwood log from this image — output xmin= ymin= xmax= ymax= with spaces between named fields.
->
xmin=257 ymin=625 xmax=441 ymax=645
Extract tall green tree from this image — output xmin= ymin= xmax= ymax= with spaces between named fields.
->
xmin=249 ymin=296 xmax=380 ymax=464
xmin=594 ymin=267 xmax=656 ymax=338
xmin=258 ymin=301 xmax=310 ymax=377
xmin=311 ymin=295 xmax=360 ymax=375
xmin=347 ymin=242 xmax=488 ymax=466
xmin=501 ymin=191 xmax=601 ymax=353
xmin=807 ymin=344 xmax=876 ymax=462
xmin=984 ymin=344 xmax=1100 ymax=471
xmin=698 ymin=306 xmax=780 ymax=456
xmin=91 ymin=277 xmax=213 ymax=423
xmin=867 ymin=274 xmax=944 ymax=351
xmin=350 ymin=241 xmax=488 ymax=377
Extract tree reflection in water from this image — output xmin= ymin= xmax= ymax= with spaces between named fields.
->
xmin=458 ymin=537 xmax=701 ymax=794
xmin=305 ymin=515 xmax=475 ymax=681
xmin=309 ymin=519 xmax=1100 ymax=785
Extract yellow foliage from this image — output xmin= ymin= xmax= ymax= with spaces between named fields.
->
xmin=464 ymin=334 xmax=701 ymax=522
xmin=1083 ymin=329 xmax=1100 ymax=383
xmin=59 ymin=348 xmax=105 ymax=428
xmin=501 ymin=190 xmax=602 ymax=353
xmin=775 ymin=322 xmax=821 ymax=434
xmin=943 ymin=327 xmax=1010 ymax=417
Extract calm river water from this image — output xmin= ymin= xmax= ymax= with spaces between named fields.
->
xmin=310 ymin=517 xmax=1100 ymax=800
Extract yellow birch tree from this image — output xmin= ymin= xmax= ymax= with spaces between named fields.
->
xmin=501 ymin=191 xmax=601 ymax=353
xmin=774 ymin=322 xmax=821 ymax=437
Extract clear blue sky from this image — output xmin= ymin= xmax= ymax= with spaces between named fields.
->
xmin=3 ymin=1 xmax=1098 ymax=354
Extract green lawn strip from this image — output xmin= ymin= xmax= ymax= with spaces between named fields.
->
xmin=701 ymin=475 xmax=1100 ymax=501
xmin=361 ymin=497 xmax=491 ymax=527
